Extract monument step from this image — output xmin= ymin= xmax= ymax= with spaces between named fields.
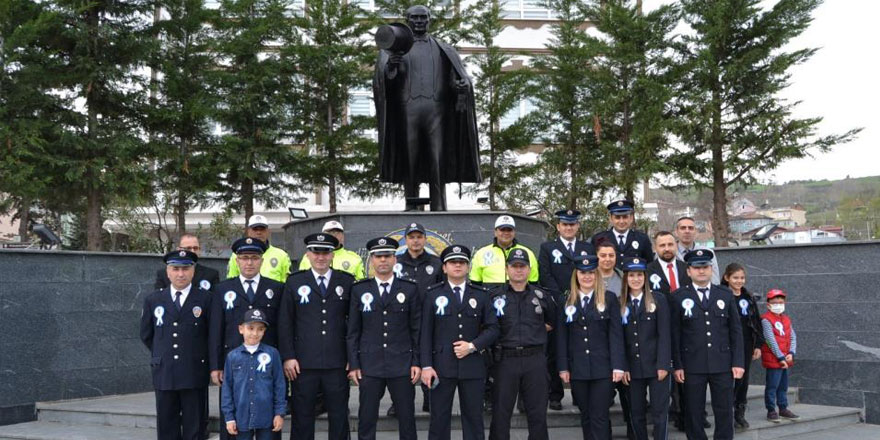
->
xmin=0 ymin=404 xmax=862 ymax=440
xmin=31 ymin=385 xmax=793 ymax=432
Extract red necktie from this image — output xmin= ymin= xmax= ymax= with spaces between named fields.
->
xmin=667 ymin=263 xmax=678 ymax=291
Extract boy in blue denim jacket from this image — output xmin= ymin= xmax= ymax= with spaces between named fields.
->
xmin=221 ymin=309 xmax=286 ymax=439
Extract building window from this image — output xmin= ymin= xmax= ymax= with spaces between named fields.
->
xmin=500 ymin=99 xmax=536 ymax=129
xmin=501 ymin=0 xmax=554 ymax=19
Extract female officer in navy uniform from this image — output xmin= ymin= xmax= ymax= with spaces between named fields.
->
xmin=557 ymin=255 xmax=626 ymax=440
xmin=619 ymin=257 xmax=671 ymax=440
xmin=421 ymin=245 xmax=499 ymax=440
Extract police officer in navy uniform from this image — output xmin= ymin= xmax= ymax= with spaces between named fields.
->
xmin=556 ymin=255 xmax=626 ymax=440
xmin=278 ymin=233 xmax=355 ymax=440
xmin=393 ymin=221 xmax=443 ymax=415
xmin=421 ymin=245 xmax=499 ymax=440
xmin=140 ymin=250 xmax=212 ymax=440
xmin=619 ymin=256 xmax=672 ymax=440
xmin=590 ymin=200 xmax=654 ymax=268
xmin=488 ymin=249 xmax=555 ymax=440
xmin=347 ymin=237 xmax=422 ymax=440
xmin=538 ymin=209 xmax=595 ymax=411
xmin=671 ymin=249 xmax=744 ymax=440
xmin=209 ymin=237 xmax=285 ymax=440
xmin=154 ymin=233 xmax=220 ymax=293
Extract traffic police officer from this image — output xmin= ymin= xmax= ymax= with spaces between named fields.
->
xmin=420 ymin=245 xmax=499 ymax=440
xmin=488 ymin=249 xmax=554 ymax=440
xmin=347 ymin=237 xmax=422 ymax=440
xmin=671 ymin=250 xmax=744 ymax=440
xmin=470 ymin=215 xmax=539 ymax=289
xmin=154 ymin=233 xmax=220 ymax=293
xmin=140 ymin=250 xmax=212 ymax=440
xmin=537 ymin=208 xmax=595 ymax=411
xmin=279 ymin=233 xmax=355 ymax=440
xmin=619 ymin=257 xmax=671 ymax=440
xmin=228 ymin=215 xmax=292 ymax=283
xmin=210 ymin=237 xmax=285 ymax=440
xmin=392 ymin=222 xmax=443 ymax=415
xmin=590 ymin=200 xmax=654 ymax=268
xmin=556 ymin=255 xmax=625 ymax=440
xmin=299 ymin=220 xmax=366 ymax=280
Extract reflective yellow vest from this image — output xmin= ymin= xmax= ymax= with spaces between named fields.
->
xmin=227 ymin=244 xmax=292 ymax=283
xmin=469 ymin=241 xmax=539 ymax=284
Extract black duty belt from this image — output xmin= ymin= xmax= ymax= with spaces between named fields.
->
xmin=501 ymin=345 xmax=543 ymax=357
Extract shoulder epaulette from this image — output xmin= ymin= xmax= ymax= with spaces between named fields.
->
xmin=352 ymin=278 xmax=374 ymax=286
xmin=467 ymin=283 xmax=489 ymax=292
xmin=426 ymin=282 xmax=445 ymax=291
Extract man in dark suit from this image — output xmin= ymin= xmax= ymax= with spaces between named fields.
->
xmin=208 ymin=237 xmax=285 ymax=440
xmin=155 ymin=233 xmax=220 ymax=292
xmin=671 ymin=249 xmax=745 ymax=440
xmin=140 ymin=250 xmax=212 ymax=440
xmin=646 ymin=230 xmax=694 ymax=430
xmin=421 ymin=245 xmax=499 ymax=440
xmin=279 ymin=233 xmax=355 ymax=440
xmin=347 ymin=237 xmax=422 ymax=440
xmin=538 ymin=208 xmax=594 ymax=410
xmin=590 ymin=200 xmax=654 ymax=268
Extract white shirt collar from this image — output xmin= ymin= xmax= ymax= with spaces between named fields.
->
xmin=240 ymin=273 xmax=262 ymax=291
xmin=170 ymin=283 xmax=192 ymax=304
xmin=312 ymin=268 xmax=333 ymax=284
xmin=449 ymin=281 xmax=466 ymax=292
xmin=630 ymin=292 xmax=644 ymax=302
xmin=578 ymin=289 xmax=594 ymax=302
xmin=613 ymin=229 xmax=630 ymax=243
xmin=376 ymin=275 xmax=395 ymax=291
xmin=559 ymin=237 xmax=575 ymax=249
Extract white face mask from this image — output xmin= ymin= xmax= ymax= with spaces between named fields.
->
xmin=769 ymin=304 xmax=785 ymax=315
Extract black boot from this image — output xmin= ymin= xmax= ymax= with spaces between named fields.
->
xmin=734 ymin=404 xmax=749 ymax=429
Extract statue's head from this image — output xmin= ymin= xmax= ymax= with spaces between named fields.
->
xmin=405 ymin=5 xmax=431 ymax=36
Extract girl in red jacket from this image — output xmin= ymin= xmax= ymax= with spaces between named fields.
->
xmin=761 ymin=289 xmax=800 ymax=422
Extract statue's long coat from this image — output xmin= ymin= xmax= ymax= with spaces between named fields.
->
xmin=373 ymin=37 xmax=482 ymax=185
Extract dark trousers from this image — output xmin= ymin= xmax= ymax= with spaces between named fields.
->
xmin=429 ymin=377 xmax=485 ymax=440
xmin=611 ymin=381 xmax=634 ymax=440
xmin=684 ymin=372 xmax=734 ymax=440
xmin=404 ymin=98 xmax=446 ymax=211
xmin=570 ymin=378 xmax=613 ymax=440
xmin=489 ymin=352 xmax=548 ymax=440
xmin=156 ymin=388 xmax=206 ymax=440
xmin=734 ymin=357 xmax=753 ymax=409
xmin=764 ymin=368 xmax=790 ymax=411
xmin=220 ymin=387 xmax=283 ymax=440
xmin=234 ymin=430 xmax=273 ymax=440
xmin=358 ymin=376 xmax=416 ymax=440
xmin=291 ymin=368 xmax=350 ymax=440
xmin=669 ymin=381 xmax=684 ymax=426
xmin=546 ymin=332 xmax=564 ymax=404
xmin=628 ymin=376 xmax=670 ymax=440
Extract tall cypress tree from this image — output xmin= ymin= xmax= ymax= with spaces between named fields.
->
xmin=584 ymin=0 xmax=678 ymax=202
xmin=147 ymin=0 xmax=219 ymax=239
xmin=285 ymin=0 xmax=382 ymax=213
xmin=208 ymin=0 xmax=302 ymax=219
xmin=467 ymin=0 xmax=536 ymax=210
xmin=670 ymin=0 xmax=860 ymax=245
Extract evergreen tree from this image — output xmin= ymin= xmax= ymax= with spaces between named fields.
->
xmin=285 ymin=0 xmax=382 ymax=213
xmin=209 ymin=0 xmax=302 ymax=219
xmin=466 ymin=0 xmax=537 ymax=210
xmin=670 ymin=0 xmax=859 ymax=246
xmin=583 ymin=0 xmax=678 ymax=202
xmin=147 ymin=0 xmax=220 ymax=239
xmin=530 ymin=0 xmax=607 ymax=210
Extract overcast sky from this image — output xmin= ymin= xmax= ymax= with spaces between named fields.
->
xmin=643 ymin=0 xmax=878 ymax=184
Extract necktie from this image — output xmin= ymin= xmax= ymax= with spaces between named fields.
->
xmin=318 ymin=276 xmax=327 ymax=297
xmin=581 ymin=296 xmax=590 ymax=314
xmin=381 ymin=282 xmax=389 ymax=303
xmin=632 ymin=298 xmax=640 ymax=314
xmin=173 ymin=291 xmax=182 ymax=311
xmin=245 ymin=280 xmax=256 ymax=303
xmin=618 ymin=234 xmax=625 ymax=248
xmin=667 ymin=263 xmax=678 ymax=291
xmin=453 ymin=286 xmax=462 ymax=305
xmin=567 ymin=242 xmax=574 ymax=256
xmin=698 ymin=287 xmax=709 ymax=309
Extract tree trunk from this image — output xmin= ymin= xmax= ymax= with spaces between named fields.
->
xmin=710 ymin=80 xmax=729 ymax=247
xmin=86 ymin=184 xmax=103 ymax=251
xmin=489 ymin=116 xmax=497 ymax=210
xmin=327 ymin=102 xmax=337 ymax=213
xmin=17 ymin=197 xmax=30 ymax=240
xmin=176 ymin=189 xmax=186 ymax=237
xmin=242 ymin=178 xmax=254 ymax=220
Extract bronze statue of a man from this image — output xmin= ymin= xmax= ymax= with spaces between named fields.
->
xmin=373 ymin=5 xmax=481 ymax=211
